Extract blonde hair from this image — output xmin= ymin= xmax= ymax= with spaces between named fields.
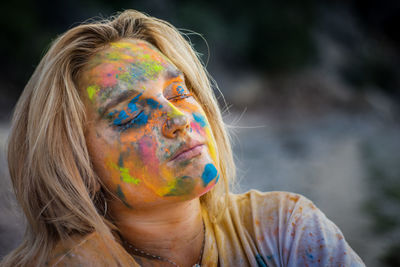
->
xmin=1 ymin=10 xmax=235 ymax=266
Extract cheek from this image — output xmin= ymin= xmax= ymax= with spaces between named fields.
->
xmin=103 ymin=134 xmax=161 ymax=187
xmin=190 ymin=121 xmax=205 ymax=135
xmin=88 ymin=128 xmax=120 ymax=173
xmin=189 ymin=111 xmax=208 ymax=137
xmin=137 ymin=135 xmax=160 ymax=171
xmin=190 ymin=111 xmax=218 ymax=164
xmin=192 ymin=112 xmax=207 ymax=127
xmin=117 ymin=133 xmax=160 ymax=176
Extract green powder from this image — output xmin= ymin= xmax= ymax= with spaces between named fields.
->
xmin=86 ymin=85 xmax=100 ymax=101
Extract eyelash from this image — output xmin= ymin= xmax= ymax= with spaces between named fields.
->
xmin=167 ymin=93 xmax=192 ymax=101
xmin=113 ymin=111 xmax=143 ymax=131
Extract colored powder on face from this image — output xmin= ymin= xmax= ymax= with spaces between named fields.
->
xmin=138 ymin=136 xmax=159 ymax=171
xmin=201 ymin=163 xmax=218 ymax=186
xmin=190 ymin=122 xmax=204 ymax=135
xmin=111 ymin=162 xmax=140 ymax=184
xmin=106 ymin=51 xmax=134 ymax=61
xmin=147 ymin=98 xmax=162 ymax=109
xmin=119 ymin=167 xmax=140 ymax=184
xmin=130 ymin=93 xmax=142 ymax=104
xmin=110 ymin=41 xmax=134 ymax=50
xmin=113 ymin=110 xmax=129 ymax=125
xmin=205 ymin=128 xmax=217 ymax=161
xmin=127 ymin=64 xmax=147 ymax=82
xmin=202 ymin=179 xmax=217 ymax=194
xmin=127 ymin=93 xmax=142 ymax=113
xmin=90 ymin=41 xmax=167 ymax=91
xmin=153 ymin=168 xmax=180 ymax=196
xmin=127 ymin=103 xmax=138 ymax=114
xmin=167 ymin=102 xmax=185 ymax=118
xmin=123 ymin=56 xmax=164 ymax=82
xmin=133 ymin=112 xmax=148 ymax=126
xmin=255 ymin=254 xmax=268 ymax=267
xmin=115 ymin=112 xmax=149 ymax=131
xmin=176 ymin=85 xmax=185 ymax=95
xmin=99 ymin=88 xmax=113 ymax=103
xmin=108 ymin=110 xmax=117 ymax=117
xmin=118 ymin=154 xmax=124 ymax=168
xmin=140 ymin=61 xmax=164 ymax=80
xmin=86 ymin=85 xmax=100 ymax=101
xmin=116 ymin=185 xmax=133 ymax=209
xmin=192 ymin=112 xmax=207 ymax=127
xmin=94 ymin=63 xmax=120 ymax=87
xmin=164 ymin=176 xmax=196 ymax=196
xmin=215 ymin=173 xmax=220 ymax=184
xmin=116 ymin=71 xmax=133 ymax=84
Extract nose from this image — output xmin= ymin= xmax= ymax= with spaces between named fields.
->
xmin=162 ymin=102 xmax=189 ymax=138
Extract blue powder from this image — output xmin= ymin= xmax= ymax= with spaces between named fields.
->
xmin=113 ymin=110 xmax=129 ymax=125
xmin=128 ymin=103 xmax=138 ymax=113
xmin=201 ymin=163 xmax=218 ymax=186
xmin=118 ymin=154 xmax=124 ymax=168
xmin=132 ymin=112 xmax=148 ymax=126
xmin=118 ymin=112 xmax=149 ymax=131
xmin=193 ymin=112 xmax=206 ymax=127
xmin=128 ymin=93 xmax=142 ymax=113
xmin=147 ymin=98 xmax=162 ymax=109
xmin=129 ymin=64 xmax=146 ymax=81
xmin=215 ymin=174 xmax=220 ymax=184
xmin=116 ymin=185 xmax=132 ymax=209
xmin=176 ymin=85 xmax=185 ymax=95
xmin=130 ymin=93 xmax=142 ymax=103
xmin=107 ymin=110 xmax=117 ymax=119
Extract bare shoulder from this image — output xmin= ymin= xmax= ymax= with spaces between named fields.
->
xmin=46 ymin=232 xmax=120 ymax=267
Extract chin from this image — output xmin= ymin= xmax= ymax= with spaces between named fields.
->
xmin=160 ymin=174 xmax=218 ymax=200
xmin=197 ymin=186 xmax=214 ymax=198
xmin=197 ymin=176 xmax=219 ymax=198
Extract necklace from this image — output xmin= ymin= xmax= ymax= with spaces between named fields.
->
xmin=122 ymin=220 xmax=205 ymax=267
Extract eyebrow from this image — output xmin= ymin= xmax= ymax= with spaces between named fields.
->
xmin=99 ymin=89 xmax=139 ymax=117
xmin=165 ymin=68 xmax=183 ymax=80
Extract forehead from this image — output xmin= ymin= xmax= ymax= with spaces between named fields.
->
xmin=80 ymin=40 xmax=184 ymax=107
xmin=82 ymin=39 xmax=176 ymax=87
xmin=92 ymin=40 xmax=170 ymax=66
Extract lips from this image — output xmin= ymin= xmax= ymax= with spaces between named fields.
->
xmin=170 ymin=142 xmax=204 ymax=162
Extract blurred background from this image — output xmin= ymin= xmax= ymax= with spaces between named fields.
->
xmin=1 ymin=0 xmax=399 ymax=266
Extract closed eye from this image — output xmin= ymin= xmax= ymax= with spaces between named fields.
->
xmin=112 ymin=111 xmax=144 ymax=131
xmin=167 ymin=93 xmax=193 ymax=101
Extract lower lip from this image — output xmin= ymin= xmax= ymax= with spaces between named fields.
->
xmin=172 ymin=145 xmax=204 ymax=162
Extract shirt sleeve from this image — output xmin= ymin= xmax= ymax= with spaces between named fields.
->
xmin=279 ymin=194 xmax=365 ymax=267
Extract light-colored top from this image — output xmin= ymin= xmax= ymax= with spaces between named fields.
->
xmin=48 ymin=190 xmax=365 ymax=266
xmin=201 ymin=190 xmax=364 ymax=266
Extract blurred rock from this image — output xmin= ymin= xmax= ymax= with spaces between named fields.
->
xmin=0 ymin=123 xmax=24 ymax=258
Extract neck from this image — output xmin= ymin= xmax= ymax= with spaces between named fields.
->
xmin=110 ymin=198 xmax=204 ymax=266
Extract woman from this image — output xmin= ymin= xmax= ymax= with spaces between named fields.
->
xmin=1 ymin=10 xmax=364 ymax=267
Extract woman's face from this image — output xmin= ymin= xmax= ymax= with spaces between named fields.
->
xmin=81 ymin=39 xmax=219 ymax=209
